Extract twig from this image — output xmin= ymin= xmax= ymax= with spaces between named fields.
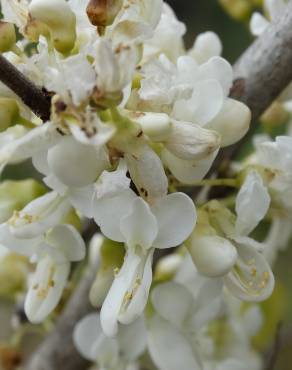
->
xmin=0 ymin=55 xmax=51 ymax=121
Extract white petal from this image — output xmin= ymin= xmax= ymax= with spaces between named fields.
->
xmin=190 ymin=31 xmax=222 ymax=64
xmin=118 ymin=317 xmax=147 ymax=361
xmin=59 ymin=54 xmax=96 ymax=106
xmin=93 ymin=189 xmax=136 ymax=242
xmin=173 ymin=80 xmax=224 ymax=126
xmin=25 ymin=256 xmax=70 ymax=323
xmin=198 ymin=56 xmax=233 ymax=96
xmin=44 ymin=174 xmax=67 ymax=195
xmin=151 ymin=282 xmax=192 ymax=327
xmin=68 ymin=184 xmax=96 ymax=218
xmin=95 ymin=160 xmax=131 ymax=200
xmin=0 ymin=223 xmax=41 ymax=256
xmin=250 ymin=12 xmax=270 ymax=36
xmin=235 ymin=171 xmax=270 ymax=236
xmin=118 ymin=249 xmax=154 ymax=324
xmin=73 ymin=313 xmax=103 ymax=361
xmin=147 ymin=315 xmax=202 ymax=370
xmin=100 ymin=251 xmax=141 ymax=337
xmin=47 ymin=136 xmax=106 ymax=188
xmin=188 ymin=235 xmax=237 ymax=277
xmin=120 ymin=198 xmax=158 ymax=249
xmin=207 ymin=98 xmax=251 ymax=147
xmin=8 ymin=192 xmax=70 ymax=239
xmin=162 ymin=148 xmax=219 ymax=184
xmin=32 ymin=149 xmax=50 ymax=175
xmin=152 ymin=193 xmax=197 ymax=249
xmin=46 ymin=225 xmax=85 ymax=262
xmin=224 ymin=243 xmax=275 ymax=302
xmin=126 ymin=145 xmax=168 ymax=202
xmin=8 ymin=123 xmax=61 ymax=163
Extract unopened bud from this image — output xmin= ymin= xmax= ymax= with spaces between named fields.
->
xmin=207 ymin=98 xmax=251 ymax=147
xmin=188 ymin=235 xmax=237 ymax=278
xmin=129 ymin=112 xmax=171 ymax=141
xmin=86 ymin=0 xmax=123 ymax=28
xmin=28 ymin=0 xmax=76 ymax=53
xmin=0 ymin=22 xmax=16 ymax=53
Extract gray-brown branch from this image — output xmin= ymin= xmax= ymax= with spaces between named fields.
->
xmin=0 ymin=54 xmax=51 ymax=121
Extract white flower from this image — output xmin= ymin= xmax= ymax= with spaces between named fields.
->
xmin=73 ymin=313 xmax=146 ymax=370
xmin=93 ymin=169 xmax=196 ymax=336
xmin=93 ymin=39 xmax=139 ymax=104
xmin=188 ymin=171 xmax=274 ymax=302
xmin=0 ymin=223 xmax=85 ymax=322
xmin=5 ymin=191 xmax=70 ymax=239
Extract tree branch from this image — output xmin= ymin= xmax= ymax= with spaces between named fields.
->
xmin=0 ymin=55 xmax=51 ymax=121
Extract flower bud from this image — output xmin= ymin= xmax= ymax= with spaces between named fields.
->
xmin=0 ymin=22 xmax=16 ymax=53
xmin=86 ymin=0 xmax=123 ymax=28
xmin=129 ymin=112 xmax=171 ymax=141
xmin=28 ymin=0 xmax=76 ymax=53
xmin=165 ymin=120 xmax=221 ymax=160
xmin=188 ymin=235 xmax=237 ymax=278
xmin=207 ymin=98 xmax=251 ymax=147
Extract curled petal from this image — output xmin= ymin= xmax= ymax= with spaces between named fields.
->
xmin=25 ymin=256 xmax=70 ymax=323
xmin=162 ymin=148 xmax=219 ymax=184
xmin=224 ymin=243 xmax=275 ymax=302
xmin=235 ymin=171 xmax=270 ymax=236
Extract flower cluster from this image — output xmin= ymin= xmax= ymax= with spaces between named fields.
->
xmin=0 ymin=0 xmax=287 ymax=369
